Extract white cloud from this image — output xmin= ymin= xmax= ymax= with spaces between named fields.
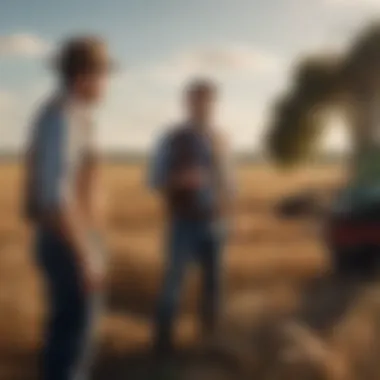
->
xmin=0 ymin=91 xmax=14 ymax=111
xmin=92 ymin=44 xmax=281 ymax=152
xmin=0 ymin=82 xmax=53 ymax=152
xmin=0 ymin=33 xmax=50 ymax=58
xmin=137 ymin=44 xmax=279 ymax=86
xmin=0 ymin=43 xmax=280 ymax=153
xmin=0 ymin=91 xmax=20 ymax=150
xmin=326 ymin=0 xmax=380 ymax=8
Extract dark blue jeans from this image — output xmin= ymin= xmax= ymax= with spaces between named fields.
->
xmin=154 ymin=219 xmax=226 ymax=354
xmin=35 ymin=228 xmax=102 ymax=380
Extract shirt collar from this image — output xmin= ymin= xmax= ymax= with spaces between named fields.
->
xmin=55 ymin=91 xmax=94 ymax=124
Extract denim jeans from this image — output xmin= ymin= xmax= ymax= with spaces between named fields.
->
xmin=35 ymin=228 xmax=103 ymax=380
xmin=154 ymin=219 xmax=226 ymax=355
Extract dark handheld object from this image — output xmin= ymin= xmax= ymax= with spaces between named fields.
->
xmin=165 ymin=128 xmax=215 ymax=220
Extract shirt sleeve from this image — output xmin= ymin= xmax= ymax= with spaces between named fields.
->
xmin=34 ymin=108 xmax=71 ymax=213
xmin=222 ymin=146 xmax=238 ymax=199
xmin=148 ymin=134 xmax=171 ymax=190
xmin=212 ymin=131 xmax=237 ymax=199
xmin=85 ymin=118 xmax=98 ymax=162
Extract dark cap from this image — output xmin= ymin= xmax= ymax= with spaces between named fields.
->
xmin=185 ymin=78 xmax=218 ymax=97
xmin=55 ymin=36 xmax=115 ymax=81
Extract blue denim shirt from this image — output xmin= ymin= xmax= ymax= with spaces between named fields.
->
xmin=25 ymin=97 xmax=93 ymax=222
xmin=148 ymin=123 xmax=236 ymax=218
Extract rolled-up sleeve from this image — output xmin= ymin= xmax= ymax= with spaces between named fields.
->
xmin=224 ymin=152 xmax=238 ymax=199
xmin=34 ymin=110 xmax=70 ymax=213
xmin=215 ymin=134 xmax=237 ymax=200
xmin=148 ymin=134 xmax=171 ymax=191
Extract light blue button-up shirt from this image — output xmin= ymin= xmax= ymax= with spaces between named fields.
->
xmin=25 ymin=97 xmax=93 ymax=221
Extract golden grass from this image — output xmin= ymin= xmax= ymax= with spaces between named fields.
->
xmin=2 ymin=162 xmax=379 ymax=379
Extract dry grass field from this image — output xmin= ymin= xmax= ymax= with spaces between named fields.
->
xmin=2 ymin=162 xmax=380 ymax=380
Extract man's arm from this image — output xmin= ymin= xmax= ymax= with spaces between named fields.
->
xmin=209 ymin=130 xmax=237 ymax=216
xmin=79 ymin=154 xmax=105 ymax=232
xmin=77 ymin=120 xmax=106 ymax=233
xmin=35 ymin=111 xmax=100 ymax=290
xmin=148 ymin=134 xmax=171 ymax=192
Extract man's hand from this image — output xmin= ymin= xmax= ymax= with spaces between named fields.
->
xmin=175 ymin=167 xmax=205 ymax=190
xmin=77 ymin=238 xmax=105 ymax=293
xmin=48 ymin=201 xmax=105 ymax=294
xmin=81 ymin=260 xmax=105 ymax=293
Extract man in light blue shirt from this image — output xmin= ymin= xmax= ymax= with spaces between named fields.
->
xmin=25 ymin=36 xmax=112 ymax=380
xmin=149 ymin=79 xmax=236 ymax=360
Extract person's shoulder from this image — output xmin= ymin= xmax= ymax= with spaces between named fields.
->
xmin=209 ymin=127 xmax=229 ymax=150
xmin=214 ymin=128 xmax=228 ymax=143
xmin=168 ymin=121 xmax=189 ymax=135
xmin=35 ymin=96 xmax=65 ymax=126
xmin=157 ymin=122 xmax=188 ymax=146
xmin=32 ymin=96 xmax=70 ymax=144
xmin=30 ymin=97 xmax=54 ymax=133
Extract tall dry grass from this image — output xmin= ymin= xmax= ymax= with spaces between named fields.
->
xmin=1 ymin=162 xmax=379 ymax=379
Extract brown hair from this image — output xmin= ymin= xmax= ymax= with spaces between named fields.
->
xmin=56 ymin=36 xmax=113 ymax=85
xmin=185 ymin=78 xmax=218 ymax=99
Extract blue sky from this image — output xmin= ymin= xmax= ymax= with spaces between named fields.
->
xmin=1 ymin=0 xmax=379 ymax=152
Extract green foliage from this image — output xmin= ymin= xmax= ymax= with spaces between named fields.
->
xmin=267 ymin=54 xmax=343 ymax=167
xmin=266 ymin=21 xmax=380 ymax=168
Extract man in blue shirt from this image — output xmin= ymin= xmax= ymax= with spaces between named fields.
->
xmin=24 ymin=36 xmax=112 ymax=380
xmin=149 ymin=79 xmax=236 ymax=358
